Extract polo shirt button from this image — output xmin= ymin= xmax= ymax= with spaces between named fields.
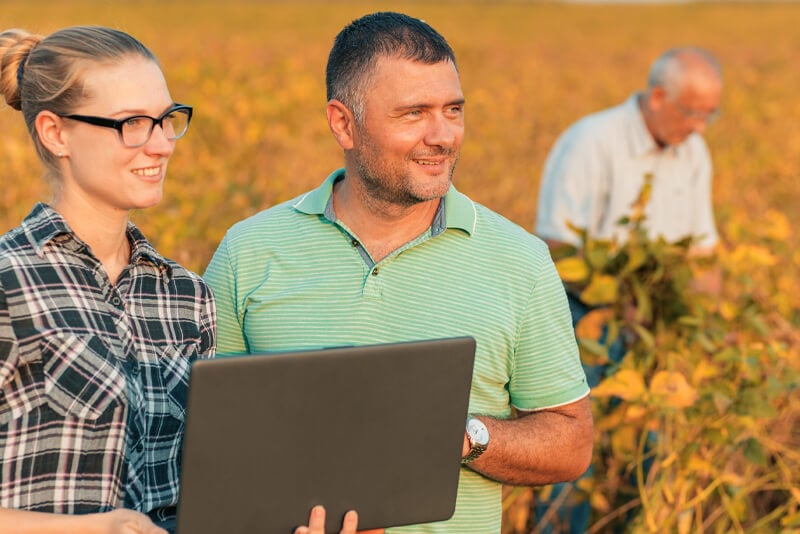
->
xmin=371 ymin=268 xmax=379 ymax=276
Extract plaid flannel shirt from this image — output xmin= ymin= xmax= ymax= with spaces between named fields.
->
xmin=0 ymin=203 xmax=216 ymax=523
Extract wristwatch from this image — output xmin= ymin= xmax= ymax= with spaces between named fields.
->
xmin=462 ymin=416 xmax=490 ymax=464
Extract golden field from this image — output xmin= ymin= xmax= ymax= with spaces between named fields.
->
xmin=1 ymin=1 xmax=798 ymax=532
xmin=2 ymin=1 xmax=799 ymax=273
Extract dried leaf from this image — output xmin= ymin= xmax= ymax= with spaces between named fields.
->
xmin=650 ymin=371 xmax=698 ymax=408
xmin=592 ymin=369 xmax=646 ymax=401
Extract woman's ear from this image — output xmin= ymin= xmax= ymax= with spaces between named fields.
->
xmin=326 ymin=99 xmax=355 ymax=150
xmin=35 ymin=110 xmax=70 ymax=158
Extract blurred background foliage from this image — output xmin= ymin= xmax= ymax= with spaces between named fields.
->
xmin=1 ymin=1 xmax=798 ymax=532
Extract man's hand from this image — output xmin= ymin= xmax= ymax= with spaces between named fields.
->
xmin=294 ymin=505 xmax=384 ymax=534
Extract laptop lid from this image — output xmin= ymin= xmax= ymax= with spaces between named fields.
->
xmin=176 ymin=336 xmax=476 ymax=534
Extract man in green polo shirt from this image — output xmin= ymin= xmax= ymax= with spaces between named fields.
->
xmin=203 ymin=11 xmax=592 ymax=533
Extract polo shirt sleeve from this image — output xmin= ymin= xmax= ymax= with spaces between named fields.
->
xmin=535 ymin=124 xmax=605 ymax=245
xmin=690 ymin=141 xmax=719 ymax=249
xmin=509 ymin=244 xmax=589 ymax=410
xmin=203 ymin=235 xmax=249 ymax=355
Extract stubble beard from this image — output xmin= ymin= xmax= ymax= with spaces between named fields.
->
xmin=354 ymin=147 xmax=459 ymax=209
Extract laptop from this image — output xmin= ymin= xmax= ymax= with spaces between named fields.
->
xmin=175 ymin=336 xmax=476 ymax=534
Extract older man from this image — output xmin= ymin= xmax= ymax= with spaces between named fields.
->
xmin=534 ymin=48 xmax=723 ymax=533
xmin=205 ymin=11 xmax=592 ymax=534
xmin=536 ymin=47 xmax=722 ymax=255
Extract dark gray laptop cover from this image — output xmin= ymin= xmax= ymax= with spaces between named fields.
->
xmin=176 ymin=336 xmax=476 ymax=534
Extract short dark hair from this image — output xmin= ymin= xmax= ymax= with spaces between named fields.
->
xmin=325 ymin=11 xmax=456 ymax=122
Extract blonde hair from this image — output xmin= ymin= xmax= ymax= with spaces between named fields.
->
xmin=0 ymin=26 xmax=157 ymax=178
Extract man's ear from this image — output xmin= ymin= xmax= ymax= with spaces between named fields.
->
xmin=326 ymin=99 xmax=355 ymax=150
xmin=35 ymin=110 xmax=70 ymax=158
xmin=648 ymin=86 xmax=668 ymax=113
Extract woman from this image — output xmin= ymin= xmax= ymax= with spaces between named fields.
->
xmin=0 ymin=26 xmax=364 ymax=534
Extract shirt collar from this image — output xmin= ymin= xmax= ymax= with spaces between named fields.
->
xmin=292 ymin=168 xmax=477 ymax=237
xmin=22 ymin=202 xmax=172 ymax=275
xmin=627 ymin=93 xmax=681 ymax=158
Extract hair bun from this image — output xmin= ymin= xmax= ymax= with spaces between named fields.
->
xmin=0 ymin=28 xmax=44 ymax=111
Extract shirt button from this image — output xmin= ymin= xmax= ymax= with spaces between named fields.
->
xmin=351 ymin=239 xmax=359 ymax=247
xmin=111 ymin=296 xmax=122 ymax=306
xmin=371 ymin=268 xmax=379 ymax=276
xmin=135 ymin=442 xmax=144 ymax=453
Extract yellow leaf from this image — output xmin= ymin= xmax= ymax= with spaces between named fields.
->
xmin=590 ymin=490 xmax=611 ymax=513
xmin=580 ymin=274 xmax=618 ymax=306
xmin=763 ymin=209 xmax=791 ymax=241
xmin=650 ymin=371 xmax=698 ymax=408
xmin=691 ymin=359 xmax=718 ymax=385
xmin=686 ymin=456 xmax=714 ymax=476
xmin=624 ymin=404 xmax=648 ymax=422
xmin=575 ymin=308 xmax=614 ymax=340
xmin=610 ymin=425 xmax=637 ymax=458
xmin=554 ymin=256 xmax=590 ymax=283
xmin=719 ymin=300 xmax=738 ymax=321
xmin=592 ymin=369 xmax=646 ymax=401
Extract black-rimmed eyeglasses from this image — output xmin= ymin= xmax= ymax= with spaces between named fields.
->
xmin=60 ymin=104 xmax=193 ymax=148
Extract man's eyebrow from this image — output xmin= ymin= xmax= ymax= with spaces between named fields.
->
xmin=395 ymin=98 xmax=466 ymax=111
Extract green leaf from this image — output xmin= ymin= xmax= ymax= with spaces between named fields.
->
xmin=713 ymin=392 xmax=733 ymax=415
xmin=622 ymin=246 xmax=648 ymax=275
xmin=629 ymin=321 xmax=655 ymax=350
xmin=631 ymin=278 xmax=652 ymax=324
xmin=781 ymin=510 xmax=800 ymax=527
xmin=743 ymin=438 xmax=767 ymax=467
xmin=733 ymin=389 xmax=777 ymax=419
xmin=584 ymin=240 xmax=614 ymax=271
xmin=578 ymin=338 xmax=609 ymax=357
xmin=678 ymin=315 xmax=702 ymax=327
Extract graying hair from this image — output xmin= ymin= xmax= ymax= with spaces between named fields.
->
xmin=647 ymin=47 xmax=721 ymax=99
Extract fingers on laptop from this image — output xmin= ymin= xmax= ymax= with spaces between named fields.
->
xmin=294 ymin=506 xmax=377 ymax=534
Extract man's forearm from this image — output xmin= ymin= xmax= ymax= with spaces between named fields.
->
xmin=464 ymin=395 xmax=593 ymax=486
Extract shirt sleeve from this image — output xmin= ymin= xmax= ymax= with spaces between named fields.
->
xmin=535 ymin=124 xmax=606 ymax=245
xmin=203 ymin=235 xmax=249 ymax=355
xmin=0 ymin=283 xmax=20 ymax=390
xmin=690 ymin=140 xmax=719 ymax=249
xmin=197 ymin=279 xmax=217 ymax=360
xmin=508 ymin=241 xmax=589 ymax=410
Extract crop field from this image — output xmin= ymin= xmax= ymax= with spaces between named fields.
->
xmin=1 ymin=1 xmax=799 ymax=532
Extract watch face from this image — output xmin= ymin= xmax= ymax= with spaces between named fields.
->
xmin=467 ymin=418 xmax=489 ymax=446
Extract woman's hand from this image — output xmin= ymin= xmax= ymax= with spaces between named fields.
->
xmin=74 ymin=509 xmax=168 ymax=534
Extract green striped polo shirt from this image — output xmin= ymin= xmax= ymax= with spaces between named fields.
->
xmin=203 ymin=169 xmax=588 ymax=533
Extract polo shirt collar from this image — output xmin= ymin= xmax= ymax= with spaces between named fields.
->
xmin=292 ymin=168 xmax=477 ymax=236
xmin=22 ymin=202 xmax=172 ymax=274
